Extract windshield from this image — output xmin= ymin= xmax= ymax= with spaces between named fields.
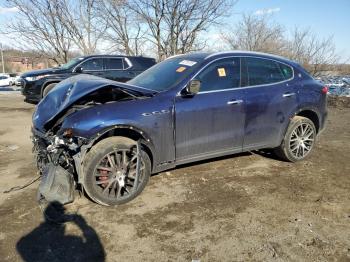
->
xmin=59 ymin=57 xmax=85 ymax=70
xmin=128 ymin=57 xmax=203 ymax=92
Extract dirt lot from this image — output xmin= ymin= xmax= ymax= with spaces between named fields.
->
xmin=0 ymin=93 xmax=349 ymax=262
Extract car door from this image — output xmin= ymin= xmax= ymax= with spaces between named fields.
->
xmin=103 ymin=58 xmax=129 ymax=82
xmin=79 ymin=58 xmax=104 ymax=78
xmin=242 ymin=57 xmax=298 ymax=150
xmin=175 ymin=57 xmax=245 ymax=162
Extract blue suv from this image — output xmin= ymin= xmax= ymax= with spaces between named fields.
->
xmin=32 ymin=51 xmax=327 ymax=206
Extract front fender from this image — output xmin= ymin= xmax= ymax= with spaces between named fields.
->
xmin=60 ymin=96 xmax=175 ymax=170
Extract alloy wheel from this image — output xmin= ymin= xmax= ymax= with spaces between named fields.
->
xmin=93 ymin=148 xmax=145 ymax=201
xmin=288 ymin=122 xmax=315 ymax=159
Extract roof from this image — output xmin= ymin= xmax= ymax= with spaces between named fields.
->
xmin=78 ymin=54 xmax=155 ymax=60
xmin=167 ymin=51 xmax=297 ymax=65
xmin=204 ymin=51 xmax=296 ymax=64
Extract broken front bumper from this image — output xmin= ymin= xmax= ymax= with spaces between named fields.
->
xmin=32 ymin=128 xmax=75 ymax=204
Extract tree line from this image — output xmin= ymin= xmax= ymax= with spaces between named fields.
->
xmin=1 ymin=0 xmax=346 ymax=76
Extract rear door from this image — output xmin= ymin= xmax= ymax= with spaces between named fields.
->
xmin=242 ymin=57 xmax=298 ymax=149
xmin=175 ymin=57 xmax=245 ymax=162
xmin=103 ymin=58 xmax=130 ymax=82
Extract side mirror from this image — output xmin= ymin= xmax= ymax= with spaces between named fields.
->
xmin=75 ymin=66 xmax=83 ymax=73
xmin=183 ymin=80 xmax=201 ymax=96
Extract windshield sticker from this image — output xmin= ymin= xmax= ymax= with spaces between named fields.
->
xmin=179 ymin=60 xmax=197 ymax=67
xmin=176 ymin=66 xmax=187 ymax=73
xmin=217 ymin=68 xmax=226 ymax=77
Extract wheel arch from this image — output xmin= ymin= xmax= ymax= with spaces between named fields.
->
xmin=86 ymin=125 xmax=155 ymax=170
xmin=40 ymin=81 xmax=60 ymax=97
xmin=277 ymin=107 xmax=320 ymax=148
xmin=295 ymin=108 xmax=320 ymax=133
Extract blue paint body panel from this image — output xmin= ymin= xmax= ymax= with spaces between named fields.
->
xmin=32 ymin=51 xmax=327 ymax=173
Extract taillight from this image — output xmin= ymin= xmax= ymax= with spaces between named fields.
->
xmin=321 ymin=86 xmax=328 ymax=94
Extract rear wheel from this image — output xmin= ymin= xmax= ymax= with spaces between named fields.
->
xmin=42 ymin=83 xmax=57 ymax=97
xmin=274 ymin=116 xmax=316 ymax=162
xmin=83 ymin=137 xmax=151 ymax=206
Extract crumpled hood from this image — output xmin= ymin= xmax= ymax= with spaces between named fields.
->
xmin=33 ymin=74 xmax=154 ymax=131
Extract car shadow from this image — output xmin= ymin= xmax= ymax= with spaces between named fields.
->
xmin=151 ymin=152 xmax=252 ymax=177
xmin=253 ymin=149 xmax=286 ymax=161
xmin=16 ymin=201 xmax=105 ymax=262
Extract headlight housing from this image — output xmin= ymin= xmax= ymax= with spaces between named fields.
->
xmin=25 ymin=75 xmax=48 ymax=81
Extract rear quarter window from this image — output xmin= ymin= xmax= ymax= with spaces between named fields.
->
xmin=278 ymin=63 xmax=293 ymax=79
xmin=129 ymin=57 xmax=156 ymax=70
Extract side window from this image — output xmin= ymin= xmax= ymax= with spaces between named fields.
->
xmin=80 ymin=58 xmax=103 ymax=71
xmin=197 ymin=58 xmax=241 ymax=92
xmin=246 ymin=57 xmax=285 ymax=86
xmin=278 ymin=62 xmax=293 ymax=79
xmin=105 ymin=58 xmax=123 ymax=70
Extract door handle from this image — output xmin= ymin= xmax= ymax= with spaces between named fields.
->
xmin=282 ymin=92 xmax=296 ymax=98
xmin=227 ymin=99 xmax=243 ymax=105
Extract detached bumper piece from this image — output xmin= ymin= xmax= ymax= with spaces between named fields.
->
xmin=38 ymin=163 xmax=74 ymax=205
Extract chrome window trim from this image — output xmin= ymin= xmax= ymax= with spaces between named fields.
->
xmin=177 ymin=55 xmax=295 ymax=96
xmin=72 ymin=56 xmax=132 ymax=72
xmin=124 ymin=57 xmax=133 ymax=70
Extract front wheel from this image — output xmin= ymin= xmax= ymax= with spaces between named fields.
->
xmin=83 ymin=137 xmax=151 ymax=206
xmin=274 ymin=116 xmax=317 ymax=162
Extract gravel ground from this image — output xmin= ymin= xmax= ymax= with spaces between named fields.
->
xmin=0 ymin=93 xmax=349 ymax=262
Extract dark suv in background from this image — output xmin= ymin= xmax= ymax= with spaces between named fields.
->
xmin=21 ymin=55 xmax=156 ymax=103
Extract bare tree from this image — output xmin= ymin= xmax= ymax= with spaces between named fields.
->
xmin=98 ymin=0 xmax=145 ymax=55
xmin=285 ymin=28 xmax=340 ymax=76
xmin=222 ymin=14 xmax=285 ymax=54
xmin=222 ymin=14 xmax=340 ymax=76
xmin=59 ymin=0 xmax=108 ymax=55
xmin=3 ymin=0 xmax=72 ymax=63
xmin=129 ymin=0 xmax=234 ymax=60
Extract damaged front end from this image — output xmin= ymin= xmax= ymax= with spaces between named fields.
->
xmin=32 ymin=128 xmax=83 ymax=205
xmin=32 ymin=75 xmax=155 ymax=205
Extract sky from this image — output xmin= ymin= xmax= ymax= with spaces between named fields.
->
xmin=225 ymin=0 xmax=350 ymax=58
xmin=0 ymin=0 xmax=349 ymax=59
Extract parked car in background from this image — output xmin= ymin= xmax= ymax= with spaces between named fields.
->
xmin=21 ymin=55 xmax=156 ymax=103
xmin=14 ymin=76 xmax=22 ymax=86
xmin=0 ymin=74 xmax=11 ymax=87
xmin=32 ymin=51 xmax=328 ymax=206
xmin=8 ymin=73 xmax=18 ymax=85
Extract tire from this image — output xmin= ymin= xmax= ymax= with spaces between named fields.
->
xmin=42 ymin=83 xmax=57 ymax=97
xmin=83 ymin=137 xmax=151 ymax=206
xmin=274 ymin=116 xmax=317 ymax=162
